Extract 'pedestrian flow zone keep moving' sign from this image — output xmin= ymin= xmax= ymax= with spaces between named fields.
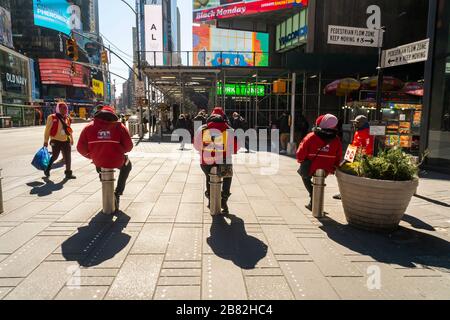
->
xmin=382 ymin=39 xmax=430 ymax=68
xmin=327 ymin=25 xmax=382 ymax=48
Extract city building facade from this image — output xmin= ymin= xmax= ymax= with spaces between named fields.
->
xmin=5 ymin=0 xmax=106 ymax=123
xmin=423 ymin=0 xmax=450 ymax=172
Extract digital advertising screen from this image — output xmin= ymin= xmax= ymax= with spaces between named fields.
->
xmin=39 ymin=59 xmax=90 ymax=88
xmin=193 ymin=23 xmax=269 ymax=67
xmin=193 ymin=0 xmax=308 ymax=22
xmin=33 ymin=0 xmax=71 ymax=35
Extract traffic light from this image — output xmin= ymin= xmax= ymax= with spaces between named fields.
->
xmin=101 ymin=50 xmax=108 ymax=64
xmin=66 ymin=38 xmax=79 ymax=61
xmin=273 ymin=80 xmax=287 ymax=94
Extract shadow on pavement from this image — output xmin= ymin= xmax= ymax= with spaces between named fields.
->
xmin=207 ymin=214 xmax=268 ymax=270
xmin=320 ymin=217 xmax=450 ymax=272
xmin=402 ymin=214 xmax=436 ymax=231
xmin=27 ymin=178 xmax=68 ymax=197
xmin=61 ymin=211 xmax=131 ymax=268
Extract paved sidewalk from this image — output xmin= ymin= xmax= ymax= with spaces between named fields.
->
xmin=0 ymin=140 xmax=450 ymax=300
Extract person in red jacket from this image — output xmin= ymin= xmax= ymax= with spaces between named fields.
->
xmin=297 ymin=114 xmax=343 ymax=211
xmin=194 ymin=107 xmax=238 ymax=214
xmin=332 ymin=115 xmax=375 ymax=201
xmin=351 ymin=115 xmax=375 ymax=156
xmin=77 ymin=106 xmax=133 ymax=211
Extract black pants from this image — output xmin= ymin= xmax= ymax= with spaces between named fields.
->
xmin=96 ymin=158 xmax=132 ymax=196
xmin=302 ymin=176 xmax=313 ymax=199
xmin=201 ymin=165 xmax=232 ymax=197
xmin=49 ymin=140 xmax=71 ymax=171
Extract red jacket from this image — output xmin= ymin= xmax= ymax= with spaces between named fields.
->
xmin=296 ymin=132 xmax=343 ymax=176
xmin=194 ymin=120 xmax=238 ymax=165
xmin=353 ymin=127 xmax=374 ymax=156
xmin=77 ymin=118 xmax=133 ymax=169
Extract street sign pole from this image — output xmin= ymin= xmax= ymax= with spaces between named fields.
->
xmin=375 ymin=28 xmax=386 ymax=120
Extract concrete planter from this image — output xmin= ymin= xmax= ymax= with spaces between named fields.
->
xmin=336 ymin=170 xmax=419 ymax=232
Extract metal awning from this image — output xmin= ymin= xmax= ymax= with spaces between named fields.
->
xmin=142 ymin=65 xmax=293 ymax=112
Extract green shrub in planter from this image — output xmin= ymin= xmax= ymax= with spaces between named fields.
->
xmin=341 ymin=148 xmax=419 ymax=181
xmin=360 ymin=148 xmax=419 ymax=181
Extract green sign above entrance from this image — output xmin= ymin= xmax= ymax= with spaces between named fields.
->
xmin=217 ymin=83 xmax=265 ymax=97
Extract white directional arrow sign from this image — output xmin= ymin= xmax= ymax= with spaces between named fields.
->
xmin=328 ymin=25 xmax=382 ymax=48
xmin=382 ymin=39 xmax=430 ymax=68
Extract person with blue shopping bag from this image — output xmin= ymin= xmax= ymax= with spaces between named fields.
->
xmin=43 ymin=102 xmax=76 ymax=180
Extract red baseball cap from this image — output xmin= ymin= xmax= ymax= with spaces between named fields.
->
xmin=211 ymin=107 xmax=225 ymax=117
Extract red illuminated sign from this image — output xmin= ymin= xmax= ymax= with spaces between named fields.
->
xmin=39 ymin=59 xmax=90 ymax=88
xmin=193 ymin=0 xmax=308 ymax=22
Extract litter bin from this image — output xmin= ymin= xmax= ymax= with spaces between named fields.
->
xmin=0 ymin=117 xmax=12 ymax=128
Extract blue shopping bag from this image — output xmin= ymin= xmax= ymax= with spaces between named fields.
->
xmin=31 ymin=147 xmax=51 ymax=171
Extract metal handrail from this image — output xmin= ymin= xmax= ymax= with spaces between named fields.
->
xmin=140 ymin=51 xmax=270 ymax=68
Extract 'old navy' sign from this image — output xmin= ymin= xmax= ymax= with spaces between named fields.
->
xmin=6 ymin=73 xmax=27 ymax=87
xmin=279 ymin=26 xmax=308 ymax=46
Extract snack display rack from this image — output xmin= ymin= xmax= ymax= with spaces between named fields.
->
xmin=346 ymin=90 xmax=423 ymax=155
xmin=382 ymin=103 xmax=422 ymax=153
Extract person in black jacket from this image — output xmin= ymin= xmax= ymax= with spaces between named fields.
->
xmin=231 ymin=112 xmax=250 ymax=152
xmin=194 ymin=110 xmax=207 ymax=126
xmin=278 ymin=111 xmax=291 ymax=154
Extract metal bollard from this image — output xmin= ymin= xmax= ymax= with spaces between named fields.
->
xmin=0 ymin=169 xmax=3 ymax=214
xmin=209 ymin=167 xmax=222 ymax=216
xmin=101 ymin=168 xmax=116 ymax=214
xmin=312 ymin=169 xmax=327 ymax=218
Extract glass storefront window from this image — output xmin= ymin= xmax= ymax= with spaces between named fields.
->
xmin=427 ymin=0 xmax=450 ymax=168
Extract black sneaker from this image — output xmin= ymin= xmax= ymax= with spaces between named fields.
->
xmin=65 ymin=170 xmax=77 ymax=180
xmin=114 ymin=193 xmax=120 ymax=212
xmin=333 ymin=194 xmax=342 ymax=200
xmin=221 ymin=194 xmax=231 ymax=215
xmin=44 ymin=166 xmax=51 ymax=178
xmin=221 ymin=204 xmax=229 ymax=215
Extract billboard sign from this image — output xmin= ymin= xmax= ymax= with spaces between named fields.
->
xmin=193 ymin=0 xmax=308 ymax=23
xmin=0 ymin=6 xmax=13 ymax=48
xmin=193 ymin=23 xmax=269 ymax=67
xmin=33 ymin=0 xmax=71 ymax=35
xmin=92 ymin=79 xmax=104 ymax=97
xmin=39 ymin=59 xmax=90 ymax=88
xmin=73 ymin=32 xmax=102 ymax=65
xmin=144 ymin=4 xmax=163 ymax=66
xmin=0 ymin=48 xmax=30 ymax=101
